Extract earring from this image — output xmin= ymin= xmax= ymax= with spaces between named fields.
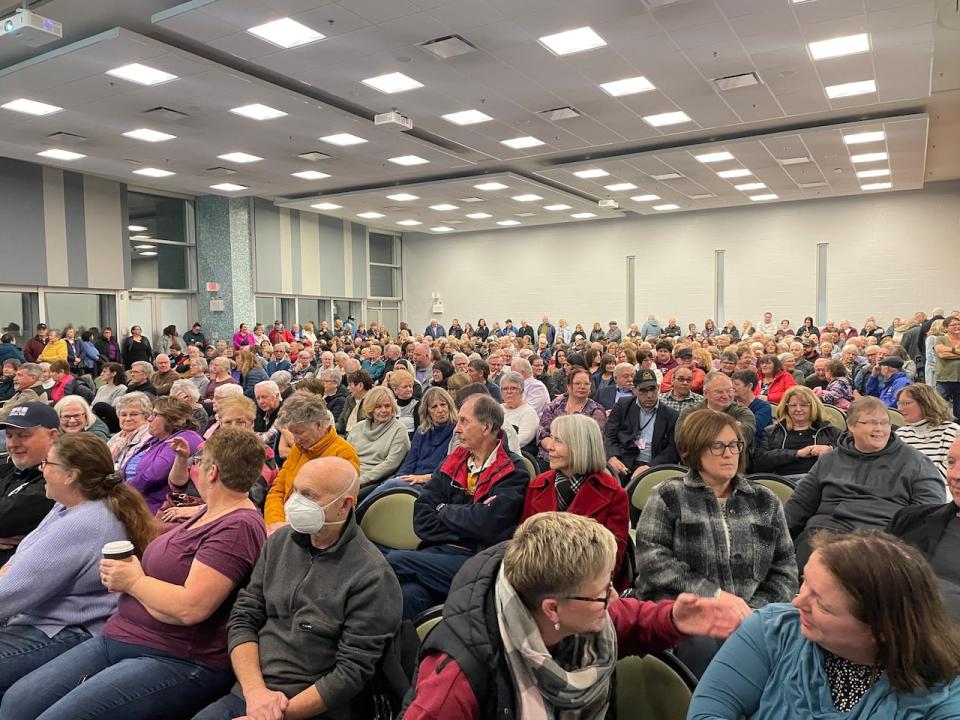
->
xmin=554 ymin=622 xmax=560 ymax=631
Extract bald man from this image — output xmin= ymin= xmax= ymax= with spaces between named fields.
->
xmin=197 ymin=457 xmax=401 ymax=720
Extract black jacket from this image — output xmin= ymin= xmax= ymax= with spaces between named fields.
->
xmin=752 ymin=420 xmax=842 ymax=476
xmin=604 ymin=398 xmax=679 ymax=470
xmin=94 ymin=336 xmax=122 ymax=365
xmin=122 ymin=336 xmax=153 ymax=368
xmin=887 ymin=502 xmax=956 ymax=555
xmin=0 ymin=461 xmax=53 ymax=565
xmin=182 ymin=330 xmax=207 ymax=348
xmin=595 ymin=385 xmax=632 ymax=412
xmin=324 ymin=385 xmax=348 ymax=421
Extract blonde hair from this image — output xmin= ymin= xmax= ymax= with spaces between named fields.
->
xmin=503 ymin=513 xmax=617 ymax=611
xmin=388 ymin=369 xmax=414 ymax=389
xmin=362 ymin=386 xmax=398 ymax=418
xmin=235 ymin=350 xmax=259 ymax=375
xmin=775 ymin=385 xmax=828 ymax=429
xmin=216 ymin=395 xmax=256 ymax=423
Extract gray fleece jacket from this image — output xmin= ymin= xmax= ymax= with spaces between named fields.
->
xmin=227 ymin=516 xmax=402 ymax=719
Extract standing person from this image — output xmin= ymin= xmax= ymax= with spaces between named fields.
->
xmin=232 ymin=323 xmax=257 ymax=351
xmin=37 ymin=329 xmax=67 ymax=364
xmin=182 ymin=323 xmax=206 ymax=349
xmin=158 ymin=325 xmax=179 ymax=355
xmin=121 ymin=326 xmax=153 ymax=369
xmin=934 ymin=315 xmax=960 ymax=421
xmin=94 ymin=327 xmax=122 ymax=369
xmin=22 ymin=324 xmax=47 ymax=364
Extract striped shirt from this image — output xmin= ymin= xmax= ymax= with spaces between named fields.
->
xmin=896 ymin=420 xmax=960 ymax=481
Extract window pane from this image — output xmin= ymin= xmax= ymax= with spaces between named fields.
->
xmin=370 ymin=265 xmax=396 ymax=298
xmin=128 ymin=192 xmax=192 ymax=244
xmin=131 ymin=244 xmax=190 ymax=290
xmin=256 ymin=297 xmax=277 ymax=327
xmin=369 ymin=233 xmax=396 ymax=264
xmin=44 ymin=293 xmax=108 ymax=333
xmin=0 ymin=291 xmax=39 ymax=342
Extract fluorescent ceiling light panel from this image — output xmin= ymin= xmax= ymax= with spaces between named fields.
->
xmin=861 ymin=182 xmax=891 ymax=190
xmin=779 ymin=156 xmax=811 ymax=165
xmin=218 ymin=152 xmax=262 ymax=163
xmin=397 ymin=219 xmax=422 ymax=226
xmin=2 ymin=98 xmax=62 ymax=115
xmin=37 ymin=149 xmax=85 ymax=161
xmin=825 ymin=79 xmax=876 ymax=99
xmin=496 ymin=219 xmax=522 ymax=226
xmin=735 ymin=182 xmax=766 ymax=191
xmin=319 ymin=133 xmax=367 ymax=146
xmin=538 ymin=26 xmax=606 ymax=56
xmin=311 ymin=202 xmax=342 ymax=210
xmin=130 ymin=235 xmax=152 ymax=240
xmin=106 ymin=63 xmax=177 ymax=86
xmin=133 ymin=167 xmax=175 ymax=177
xmin=134 ymin=244 xmax=155 ymax=249
xmin=361 ymin=72 xmax=423 ymax=94
xmin=843 ymin=131 xmax=885 ymax=145
xmin=431 ymin=226 xmax=454 ymax=232
xmin=430 ymin=204 xmax=459 ymax=211
xmin=856 ymin=168 xmax=890 ymax=178
xmin=808 ymin=33 xmax=870 ymax=61
xmin=599 ymin=76 xmax=655 ymax=97
xmin=604 ymin=183 xmax=637 ymax=192
xmin=643 ymin=111 xmax=691 ymax=127
xmin=571 ymin=212 xmax=596 ymax=219
xmin=650 ymin=172 xmax=683 ymax=181
xmin=138 ymin=251 xmax=158 ymax=256
xmin=459 ymin=197 xmax=485 ymax=203
xmin=573 ymin=168 xmax=609 ymax=179
xmin=512 ymin=194 xmax=542 ymax=202
xmin=358 ymin=211 xmax=385 ymax=219
xmin=230 ymin=103 xmax=287 ymax=121
xmin=128 ymin=225 xmax=148 ymax=232
xmin=123 ymin=128 xmax=176 ymax=143
xmin=653 ymin=204 xmax=679 ymax=211
xmin=695 ymin=151 xmax=734 ymax=164
xmin=247 ymin=17 xmax=325 ymax=48
xmin=501 ymin=136 xmax=544 ymax=150
xmin=210 ymin=183 xmax=248 ymax=191
xmin=750 ymin=194 xmax=778 ymax=201
xmin=544 ymin=204 xmax=572 ymax=211
xmin=388 ymin=155 xmax=429 ymax=166
xmin=717 ymin=168 xmax=752 ymax=178
xmin=631 ymin=195 xmax=660 ymax=202
xmin=441 ymin=109 xmax=493 ymax=125
xmin=386 ymin=193 xmax=419 ymax=202
xmin=850 ymin=152 xmax=888 ymax=163
xmin=689 ymin=194 xmax=714 ymax=200
xmin=466 ymin=212 xmax=492 ymax=219
xmin=292 ymin=170 xmax=331 ymax=179
xmin=474 ymin=182 xmax=508 ymax=191
xmin=515 ymin=212 xmax=537 ymax=217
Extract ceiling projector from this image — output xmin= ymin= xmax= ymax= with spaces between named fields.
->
xmin=1 ymin=9 xmax=62 ymax=47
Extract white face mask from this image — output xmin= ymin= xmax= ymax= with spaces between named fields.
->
xmin=284 ymin=489 xmax=348 ymax=534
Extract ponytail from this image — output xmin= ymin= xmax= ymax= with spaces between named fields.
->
xmin=104 ymin=481 xmax=160 ymax=555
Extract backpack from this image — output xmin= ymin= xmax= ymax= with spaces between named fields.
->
xmin=355 ymin=619 xmax=419 ymax=720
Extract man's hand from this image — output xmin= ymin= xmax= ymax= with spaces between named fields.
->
xmin=609 ymin=457 xmax=628 ymax=476
xmin=242 ymin=686 xmax=288 ymax=720
xmin=0 ymin=535 xmax=25 ymax=551
xmin=630 ymin=464 xmax=650 ymax=480
xmin=671 ymin=593 xmax=744 ymax=639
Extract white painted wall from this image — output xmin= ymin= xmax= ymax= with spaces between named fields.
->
xmin=401 ymin=182 xmax=960 ymax=333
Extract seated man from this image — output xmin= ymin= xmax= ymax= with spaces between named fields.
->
xmin=361 ymin=344 xmax=386 ymax=383
xmin=253 ymin=380 xmax=283 ymax=444
xmin=0 ymin=403 xmax=59 ymax=564
xmin=595 ymin=362 xmax=636 ymax=412
xmin=510 ymin=357 xmax=549 ymax=416
xmin=0 ymin=363 xmax=48 ymax=422
xmin=785 ymin=396 xmax=943 ymax=570
xmin=865 ymin=356 xmax=912 ymax=408
xmin=605 ymin=369 xmax=679 ymax=482
xmin=677 ymin=371 xmax=757 ymax=449
xmin=193 ymin=457 xmax=401 ymax=720
xmin=731 ymin=368 xmax=772 ymax=448
xmin=466 ymin=359 xmax=503 ymax=402
xmin=150 ymin=354 xmax=180 ymax=396
xmin=803 ymin=357 xmax=829 ymax=390
xmin=127 ymin=360 xmax=158 ymax=397
xmin=264 ymin=393 xmax=360 ymax=534
xmin=658 ymin=366 xmax=703 ymax=413
xmin=386 ymin=395 xmax=528 ymax=619
xmin=660 ymin=347 xmax=705 ymax=394
xmin=266 ymin=345 xmax=292 ymax=375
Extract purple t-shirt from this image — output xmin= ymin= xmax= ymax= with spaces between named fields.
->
xmin=105 ymin=508 xmax=266 ymax=669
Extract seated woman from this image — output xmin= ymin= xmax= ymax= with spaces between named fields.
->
xmin=537 ymin=366 xmax=607 ymax=464
xmin=591 ymin=353 xmax=616 ymax=392
xmin=124 ymin=396 xmax=204 ymax=513
xmin=170 ymin=379 xmax=210 ymax=436
xmin=92 ymin=362 xmax=127 ymax=408
xmin=753 ymin=386 xmax=841 ymax=478
xmin=347 ymin=387 xmax=411 ymax=491
xmin=319 ymin=368 xmax=347 ymax=418
xmin=688 ymin=531 xmax=960 ymax=719
xmin=589 ymin=322 xmax=605 ymax=342
xmin=202 ymin=384 xmax=245 ymax=438
xmin=522 ymin=414 xmax=630 ymax=588
xmin=401 ymin=512 xmax=742 ymax=719
xmin=108 ymin=392 xmax=153 ymax=471
xmin=757 ymin=353 xmax=797 ymax=405
xmin=389 ymin=369 xmax=419 ymax=436
xmin=702 ymin=319 xmax=719 ymax=338
xmin=0 ymin=428 xmax=268 ymax=720
xmin=236 ymin=350 xmax=268 ymax=401
xmin=895 ymin=383 xmax=960 ymax=485
xmin=635 ymin=408 xmax=797 ymax=675
xmin=182 ymin=356 xmax=209 ymax=397
xmin=500 ymin=371 xmax=540 ymax=455
xmin=815 ymin=359 xmax=855 ymax=411
xmin=54 ymin=396 xmax=110 ymax=440
xmin=200 ymin=357 xmax=238 ymax=414
xmin=0 ymin=434 xmax=155 ymax=696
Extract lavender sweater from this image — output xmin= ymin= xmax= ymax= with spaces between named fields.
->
xmin=0 ymin=500 xmax=127 ymax=637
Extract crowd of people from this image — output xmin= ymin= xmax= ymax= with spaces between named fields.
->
xmin=1 ymin=306 xmax=960 ymax=719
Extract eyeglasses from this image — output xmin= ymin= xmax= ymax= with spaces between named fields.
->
xmin=570 ymin=381 xmax=592 ymax=388
xmin=59 ymin=413 xmax=85 ymax=422
xmin=564 ymin=582 xmax=615 ymax=610
xmin=707 ymin=441 xmax=744 ymax=456
xmin=39 ymin=459 xmax=66 ymax=470
xmin=187 ymin=454 xmax=205 ymax=468
xmin=855 ymin=419 xmax=890 ymax=428
xmin=674 ymin=377 xmax=693 ymax=383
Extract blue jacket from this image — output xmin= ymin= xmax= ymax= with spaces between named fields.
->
xmin=241 ymin=367 xmax=269 ymax=400
xmin=865 ymin=371 xmax=911 ymax=408
xmin=424 ymin=324 xmax=446 ymax=339
xmin=266 ymin=358 xmax=291 ymax=375
xmin=749 ymin=397 xmax=773 ymax=448
xmin=80 ymin=340 xmax=100 ymax=369
xmin=535 ymin=323 xmax=556 ymax=345
xmin=639 ymin=320 xmax=662 ymax=338
xmin=0 ymin=343 xmax=25 ymax=365
xmin=396 ymin=422 xmax=455 ymax=476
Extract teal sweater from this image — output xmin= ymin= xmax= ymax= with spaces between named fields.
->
xmin=688 ymin=604 xmax=960 ymax=719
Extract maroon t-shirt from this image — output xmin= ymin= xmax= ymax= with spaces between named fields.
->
xmin=105 ymin=508 xmax=265 ymax=669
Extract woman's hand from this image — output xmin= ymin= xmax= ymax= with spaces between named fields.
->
xmin=160 ymin=505 xmax=204 ymax=522
xmin=168 ymin=436 xmax=192 ymax=460
xmin=671 ymin=592 xmax=745 ymax=638
xmin=100 ymin=556 xmax=146 ymax=593
xmin=242 ymin=686 xmax=288 ymax=720
xmin=406 ymin=474 xmax=431 ymax=485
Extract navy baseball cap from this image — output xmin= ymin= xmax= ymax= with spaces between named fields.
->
xmin=0 ymin=402 xmax=60 ymax=429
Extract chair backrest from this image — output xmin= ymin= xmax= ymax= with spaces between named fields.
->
xmin=615 ymin=653 xmax=696 ymax=720
xmin=888 ymin=407 xmax=906 ymax=428
xmin=821 ymin=404 xmax=847 ymax=431
xmin=747 ymin=473 xmax=796 ymax=505
xmin=358 ymin=488 xmax=421 ymax=551
xmin=413 ymin=605 xmax=444 ymax=642
xmin=626 ymin=464 xmax=687 ymax=523
xmin=520 ymin=451 xmax=539 ymax=479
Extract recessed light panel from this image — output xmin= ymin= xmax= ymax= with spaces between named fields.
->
xmin=538 ymin=26 xmax=606 ymax=56
xmin=320 ymin=133 xmax=367 ymax=146
xmin=604 ymin=183 xmax=637 ymax=192
xmin=808 ymin=33 xmax=870 ymax=60
xmin=133 ymin=168 xmax=175 ymax=177
xmin=512 ymin=194 xmax=542 ymax=202
xmin=573 ymin=168 xmax=609 ymax=179
xmin=292 ymin=171 xmax=331 ymax=180
xmin=496 ymin=219 xmax=521 ymax=226
xmin=430 ymin=204 xmax=459 ymax=211
xmin=779 ymin=156 xmax=811 ymax=165
xmin=544 ymin=204 xmax=572 ymax=211
xmin=358 ymin=211 xmax=385 ymax=219
xmin=389 ymin=155 xmax=429 ymax=166
xmin=311 ymin=202 xmax=342 ymax=210
xmin=218 ymin=152 xmax=262 ymax=163
xmin=361 ymin=72 xmax=423 ymax=94
xmin=442 ymin=109 xmax=493 ymax=125
xmin=651 ymin=173 xmax=683 ymax=181
xmin=695 ymin=151 xmax=734 ymax=163
xmin=501 ymin=136 xmax=545 ymax=150
xmin=856 ymin=169 xmax=890 ymax=178
xmin=386 ymin=193 xmax=419 ymax=202
xmin=843 ymin=131 xmax=885 ymax=145
xmin=37 ymin=149 xmax=85 ymax=161
xmin=750 ymin=194 xmax=778 ymax=201
xmin=459 ymin=197 xmax=485 ymax=203
xmin=123 ymin=128 xmax=176 ymax=143
xmin=735 ymin=182 xmax=766 ymax=191
xmin=643 ymin=111 xmax=691 ymax=127
xmin=653 ymin=204 xmax=679 ymax=211
xmin=133 ymin=244 xmax=155 ymax=249
xmin=210 ymin=183 xmax=248 ymax=191
xmin=431 ymin=226 xmax=455 ymax=232
xmin=247 ymin=17 xmax=325 ymax=48
xmin=466 ymin=212 xmax=492 ymax=219
xmin=571 ymin=212 xmax=596 ymax=219
xmin=599 ymin=76 xmax=655 ymax=97
xmin=2 ymin=98 xmax=62 ymax=116
xmin=474 ymin=182 xmax=509 ymax=191
xmin=717 ymin=169 xmax=752 ymax=178
xmin=230 ymin=104 xmax=287 ymax=121
xmin=825 ymin=80 xmax=876 ymax=99
xmin=138 ymin=251 xmax=158 ymax=257
xmin=106 ymin=63 xmax=177 ymax=86
xmin=861 ymin=182 xmax=891 ymax=190
xmin=631 ymin=195 xmax=660 ymax=202
xmin=850 ymin=152 xmax=888 ymax=163
xmin=397 ymin=219 xmax=422 ymax=226
xmin=128 ymin=225 xmax=148 ymax=232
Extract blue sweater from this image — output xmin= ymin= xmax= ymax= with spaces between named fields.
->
xmin=0 ymin=500 xmax=127 ymax=637
xmin=749 ymin=397 xmax=773 ymax=449
xmin=688 ymin=603 xmax=960 ymax=719
xmin=396 ymin=423 xmax=455 ymax=476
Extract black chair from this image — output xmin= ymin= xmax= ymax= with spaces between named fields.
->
xmin=413 ymin=604 xmax=444 ymax=642
xmin=624 ymin=464 xmax=687 ymax=525
xmin=521 ymin=450 xmax=542 ymax=478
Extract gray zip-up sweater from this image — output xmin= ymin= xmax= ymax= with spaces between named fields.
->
xmin=227 ymin=515 xmax=401 ymax=719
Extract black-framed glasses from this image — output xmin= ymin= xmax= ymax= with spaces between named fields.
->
xmin=39 ymin=459 xmax=66 ymax=470
xmin=564 ymin=582 xmax=615 ymax=610
xmin=707 ymin=441 xmax=744 ymax=456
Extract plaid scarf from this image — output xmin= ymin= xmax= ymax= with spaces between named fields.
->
xmin=495 ymin=567 xmax=615 ymax=720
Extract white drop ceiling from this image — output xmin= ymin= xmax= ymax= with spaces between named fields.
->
xmin=0 ymin=0 xmax=952 ymax=235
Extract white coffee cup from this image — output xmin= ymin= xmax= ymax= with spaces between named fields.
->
xmin=101 ymin=540 xmax=135 ymax=561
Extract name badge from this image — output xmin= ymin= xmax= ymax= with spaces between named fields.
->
xmin=635 ymin=438 xmax=647 ymax=450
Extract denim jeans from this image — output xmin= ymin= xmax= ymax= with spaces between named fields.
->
xmin=386 ymin=545 xmax=473 ymax=620
xmin=0 ymin=625 xmax=90 ymax=699
xmin=191 ymin=692 xmax=246 ymax=720
xmin=0 ymin=635 xmax=234 ymax=720
xmin=357 ymin=477 xmax=424 ymax=511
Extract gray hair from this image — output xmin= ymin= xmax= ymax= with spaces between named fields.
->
xmin=276 ymin=392 xmax=332 ymax=429
xmin=551 ymin=414 xmax=607 ymax=476
xmin=115 ymin=391 xmax=153 ymax=415
xmin=778 ymin=352 xmax=794 ymax=364
xmin=132 ymin=361 xmax=153 ymax=375
xmin=190 ymin=357 xmax=208 ymax=371
xmin=499 ymin=371 xmax=525 ymax=393
xmin=256 ymin=380 xmax=281 ymax=397
xmin=614 ymin=362 xmax=635 ymax=377
xmin=54 ymin=395 xmax=96 ymax=429
xmin=419 ymin=386 xmax=458 ymax=432
xmin=463 ymin=394 xmax=503 ymax=434
xmin=170 ymin=379 xmax=200 ymax=402
xmin=211 ymin=356 xmax=232 ymax=373
xmin=452 ymin=352 xmax=468 ymax=363
xmin=214 ymin=383 xmax=244 ymax=399
xmin=269 ymin=371 xmax=291 ymax=388
xmin=511 ymin=357 xmax=533 ymax=378
xmin=18 ymin=362 xmax=42 ymax=381
xmin=319 ymin=368 xmax=342 ymax=384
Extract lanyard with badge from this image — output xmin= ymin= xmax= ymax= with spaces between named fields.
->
xmin=634 ymin=406 xmax=657 ymax=450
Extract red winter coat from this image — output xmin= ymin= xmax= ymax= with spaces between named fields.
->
xmin=763 ymin=370 xmax=797 ymax=405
